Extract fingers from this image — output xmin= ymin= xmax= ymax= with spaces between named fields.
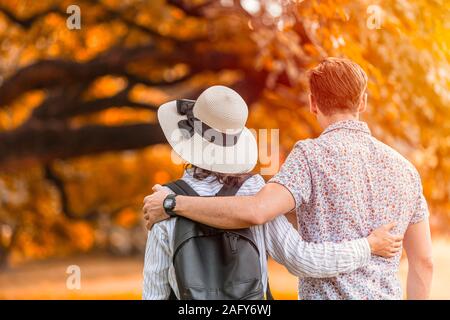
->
xmin=386 ymin=234 xmax=403 ymax=243
xmin=383 ymin=221 xmax=397 ymax=231
xmin=392 ymin=241 xmax=402 ymax=249
xmin=143 ymin=194 xmax=153 ymax=203
xmin=379 ymin=251 xmax=392 ymax=258
xmin=390 ymin=246 xmax=401 ymax=253
xmin=386 ymin=243 xmax=403 ymax=256
xmin=386 ymin=252 xmax=396 ymax=258
xmin=393 ymin=234 xmax=404 ymax=241
xmin=143 ymin=185 xmax=168 ymax=204
xmin=143 ymin=186 xmax=166 ymax=205
xmin=381 ymin=249 xmax=400 ymax=258
xmin=386 ymin=234 xmax=403 ymax=248
xmin=376 ymin=237 xmax=403 ymax=258
xmin=142 ymin=186 xmax=169 ymax=230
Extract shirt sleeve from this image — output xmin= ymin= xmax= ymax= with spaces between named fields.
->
xmin=410 ymin=170 xmax=430 ymax=225
xmin=142 ymin=224 xmax=172 ymax=300
xmin=236 ymin=174 xmax=266 ymax=195
xmin=264 ymin=215 xmax=371 ymax=278
xmin=268 ymin=142 xmax=312 ymax=208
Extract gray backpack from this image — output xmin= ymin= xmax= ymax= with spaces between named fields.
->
xmin=165 ymin=179 xmax=272 ymax=300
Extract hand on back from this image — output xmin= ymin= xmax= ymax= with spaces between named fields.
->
xmin=367 ymin=222 xmax=403 ymax=258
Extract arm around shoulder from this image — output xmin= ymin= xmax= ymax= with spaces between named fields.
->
xmin=264 ymin=215 xmax=371 ymax=278
xmin=175 ymin=182 xmax=296 ymax=229
xmin=251 ymin=183 xmax=296 ymax=225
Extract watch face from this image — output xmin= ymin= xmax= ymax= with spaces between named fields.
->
xmin=164 ymin=198 xmax=175 ymax=210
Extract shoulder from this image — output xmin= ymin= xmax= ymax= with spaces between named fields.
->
xmin=238 ymin=174 xmax=266 ymax=195
xmin=151 ymin=218 xmax=176 ymax=240
xmin=279 ymin=140 xmax=313 ymax=171
xmin=292 ymin=139 xmax=314 ymax=151
xmin=372 ymin=138 xmax=420 ymax=179
xmin=288 ymin=139 xmax=316 ymax=159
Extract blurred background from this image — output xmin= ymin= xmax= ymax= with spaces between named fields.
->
xmin=0 ymin=0 xmax=449 ymax=299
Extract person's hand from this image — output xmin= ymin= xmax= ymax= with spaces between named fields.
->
xmin=143 ymin=184 xmax=170 ymax=230
xmin=367 ymin=222 xmax=404 ymax=258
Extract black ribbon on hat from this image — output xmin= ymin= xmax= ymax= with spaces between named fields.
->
xmin=176 ymin=99 xmax=242 ymax=147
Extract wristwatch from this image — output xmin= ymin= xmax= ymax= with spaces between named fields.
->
xmin=163 ymin=194 xmax=177 ymax=217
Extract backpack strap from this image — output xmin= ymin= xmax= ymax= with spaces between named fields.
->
xmin=168 ymin=288 xmax=178 ymax=300
xmin=215 ymin=175 xmax=253 ymax=196
xmin=164 ymin=179 xmax=198 ymax=301
xmin=165 ymin=179 xmax=199 ymax=197
xmin=215 ymin=175 xmax=274 ymax=300
xmin=167 ymin=176 xmax=253 ymax=197
xmin=266 ymin=281 xmax=274 ymax=300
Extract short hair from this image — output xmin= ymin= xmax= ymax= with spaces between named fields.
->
xmin=308 ymin=57 xmax=368 ymax=115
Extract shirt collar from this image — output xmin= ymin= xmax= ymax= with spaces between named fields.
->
xmin=183 ymin=168 xmax=216 ymax=182
xmin=321 ymin=119 xmax=371 ymax=136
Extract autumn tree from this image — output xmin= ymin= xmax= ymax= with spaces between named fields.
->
xmin=0 ymin=0 xmax=448 ymax=265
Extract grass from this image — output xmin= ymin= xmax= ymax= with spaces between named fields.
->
xmin=1 ymin=238 xmax=449 ymax=300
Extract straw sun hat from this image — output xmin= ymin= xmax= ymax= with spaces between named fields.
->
xmin=157 ymin=85 xmax=258 ymax=174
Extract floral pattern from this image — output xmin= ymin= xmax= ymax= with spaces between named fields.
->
xmin=270 ymin=120 xmax=429 ymax=300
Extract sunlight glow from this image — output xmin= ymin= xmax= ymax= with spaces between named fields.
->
xmin=267 ymin=1 xmax=282 ymax=18
xmin=240 ymin=0 xmax=261 ymax=15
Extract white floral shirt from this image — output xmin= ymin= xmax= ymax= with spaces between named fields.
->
xmin=270 ymin=120 xmax=429 ymax=300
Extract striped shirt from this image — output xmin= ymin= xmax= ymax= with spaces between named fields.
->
xmin=142 ymin=170 xmax=371 ymax=300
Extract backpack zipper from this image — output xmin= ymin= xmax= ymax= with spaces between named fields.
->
xmin=226 ymin=232 xmax=238 ymax=254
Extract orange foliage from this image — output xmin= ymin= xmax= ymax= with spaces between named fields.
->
xmin=0 ymin=0 xmax=448 ymax=266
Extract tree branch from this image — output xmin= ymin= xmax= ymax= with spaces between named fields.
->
xmin=0 ymin=121 xmax=166 ymax=169
xmin=166 ymin=0 xmax=215 ymax=17
xmin=61 ymin=96 xmax=158 ymax=118
xmin=44 ymin=163 xmax=131 ymax=221
xmin=0 ymin=4 xmax=61 ymax=29
xmin=0 ymin=43 xmax=240 ymax=107
xmin=44 ymin=163 xmax=88 ymax=220
xmin=0 ymin=1 xmax=204 ymax=41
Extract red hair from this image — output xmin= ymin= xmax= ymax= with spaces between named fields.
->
xmin=308 ymin=57 xmax=368 ymax=115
